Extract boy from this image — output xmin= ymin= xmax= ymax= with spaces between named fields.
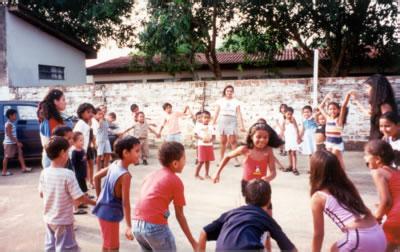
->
xmin=39 ymin=136 xmax=96 ymax=251
xmin=198 ymin=179 xmax=297 ymax=251
xmin=133 ymin=142 xmax=198 ymax=251
xmin=124 ymin=112 xmax=159 ymax=165
xmin=92 ymin=136 xmax=140 ymax=251
xmin=107 ymin=112 xmax=121 ymax=136
xmin=158 ymin=103 xmax=190 ymax=142
xmin=93 ymin=107 xmax=112 ymax=170
xmin=2 ymin=108 xmax=31 ymax=176
xmin=52 ymin=126 xmax=74 ymax=171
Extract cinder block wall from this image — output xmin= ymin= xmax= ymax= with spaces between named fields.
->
xmin=6 ymin=76 xmax=400 ymax=150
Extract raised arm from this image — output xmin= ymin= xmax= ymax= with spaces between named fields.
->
xmin=318 ymin=93 xmax=332 ymax=119
xmin=212 ymin=146 xmax=246 ymax=183
xmin=338 ymin=91 xmax=352 ymax=127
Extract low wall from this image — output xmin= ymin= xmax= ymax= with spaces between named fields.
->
xmin=6 ymin=76 xmax=400 ymax=150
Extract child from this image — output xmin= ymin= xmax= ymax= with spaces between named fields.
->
xmin=52 ymin=126 xmax=74 ymax=171
xmin=107 ymin=112 xmax=121 ymax=136
xmin=193 ymin=111 xmax=203 ymax=165
xmin=258 ymin=118 xmax=285 ymax=171
xmin=310 ymin=150 xmax=386 ymax=252
xmin=2 ymin=108 xmax=32 ymax=176
xmin=315 ymin=112 xmax=326 ymax=151
xmin=199 ymin=179 xmax=296 ymax=251
xmin=130 ymin=103 xmax=140 ymax=123
xmin=92 ymin=136 xmax=140 ymax=251
xmin=379 ymin=111 xmax=400 ymax=167
xmin=364 ymin=140 xmax=400 ymax=251
xmin=213 ymin=122 xmax=283 ymax=194
xmin=281 ymin=107 xmax=301 ymax=175
xmin=125 ymin=111 xmax=159 ymax=165
xmin=318 ymin=91 xmax=352 ymax=169
xmin=158 ymin=103 xmax=190 ymax=142
xmin=277 ymin=104 xmax=288 ymax=156
xmin=94 ymin=107 xmax=112 ymax=170
xmin=73 ymin=103 xmax=96 ymax=187
xmin=194 ymin=111 xmax=215 ymax=180
xmin=300 ymin=105 xmax=317 ymax=157
xmin=39 ymin=136 xmax=95 ymax=251
xmin=71 ymin=132 xmax=89 ymax=214
xmin=133 ymin=142 xmax=198 ymax=251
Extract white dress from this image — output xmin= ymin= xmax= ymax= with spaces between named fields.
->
xmin=284 ymin=121 xmax=299 ymax=151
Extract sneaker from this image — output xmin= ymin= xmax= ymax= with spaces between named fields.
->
xmin=143 ymin=160 xmax=148 ymax=165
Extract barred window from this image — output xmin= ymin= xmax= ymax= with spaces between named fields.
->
xmin=38 ymin=65 xmax=65 ymax=80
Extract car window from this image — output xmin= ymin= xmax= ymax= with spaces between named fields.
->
xmin=16 ymin=105 xmax=37 ymax=121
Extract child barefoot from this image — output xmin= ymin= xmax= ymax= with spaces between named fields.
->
xmin=92 ymin=136 xmax=140 ymax=251
xmin=133 ymin=142 xmax=198 ymax=251
xmin=199 ymin=179 xmax=296 ymax=251
xmin=364 ymin=140 xmax=400 ymax=251
xmin=318 ymin=91 xmax=352 ymax=169
xmin=39 ymin=136 xmax=96 ymax=251
xmin=194 ymin=111 xmax=215 ymax=180
xmin=282 ymin=107 xmax=301 ymax=175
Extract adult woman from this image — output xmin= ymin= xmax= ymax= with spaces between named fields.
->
xmin=38 ymin=89 xmax=72 ymax=168
xmin=310 ymin=150 xmax=386 ymax=252
xmin=353 ymin=74 xmax=398 ymax=140
xmin=212 ymin=85 xmax=245 ymax=164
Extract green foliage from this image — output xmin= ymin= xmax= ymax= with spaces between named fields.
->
xmin=19 ymin=0 xmax=135 ymax=49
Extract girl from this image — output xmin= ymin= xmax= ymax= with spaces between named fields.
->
xmin=212 ymin=85 xmax=246 ymax=166
xmin=212 ymin=122 xmax=283 ymax=193
xmin=315 ymin=112 xmax=326 ymax=151
xmin=194 ymin=111 xmax=215 ymax=180
xmin=300 ymin=105 xmax=317 ymax=157
xmin=364 ymin=140 xmax=400 ymax=251
xmin=318 ymin=91 xmax=352 ymax=169
xmin=310 ymin=151 xmax=387 ymax=252
xmin=276 ymin=104 xmax=288 ymax=156
xmin=94 ymin=107 xmax=112 ymax=170
xmin=353 ymin=74 xmax=398 ymax=140
xmin=282 ymin=107 xmax=301 ymax=175
xmin=93 ymin=136 xmax=140 ymax=251
xmin=379 ymin=112 xmax=400 ymax=167
xmin=38 ymin=89 xmax=72 ymax=168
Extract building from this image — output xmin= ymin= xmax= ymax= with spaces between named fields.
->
xmin=0 ymin=5 xmax=96 ymax=87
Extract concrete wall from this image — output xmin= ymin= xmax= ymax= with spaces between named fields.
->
xmin=5 ymin=11 xmax=86 ymax=87
xmin=5 ymin=76 xmax=400 ymax=149
xmin=0 ymin=7 xmax=7 ymax=86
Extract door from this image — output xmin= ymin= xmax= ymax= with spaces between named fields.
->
xmin=15 ymin=104 xmax=42 ymax=158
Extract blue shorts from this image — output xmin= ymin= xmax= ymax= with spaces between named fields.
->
xmin=133 ymin=220 xmax=176 ymax=252
xmin=165 ymin=133 xmax=182 ymax=143
xmin=45 ymin=223 xmax=78 ymax=252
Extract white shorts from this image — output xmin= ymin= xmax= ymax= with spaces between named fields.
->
xmin=97 ymin=140 xmax=112 ymax=156
xmin=325 ymin=141 xmax=344 ymax=152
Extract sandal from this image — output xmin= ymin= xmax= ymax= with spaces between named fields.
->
xmin=78 ymin=204 xmax=88 ymax=209
xmin=293 ymin=170 xmax=300 ymax=176
xmin=283 ymin=166 xmax=293 ymax=172
xmin=73 ymin=209 xmax=87 ymax=215
xmin=2 ymin=171 xmax=13 ymax=176
xmin=22 ymin=167 xmax=32 ymax=173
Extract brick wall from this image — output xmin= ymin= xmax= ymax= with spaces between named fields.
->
xmin=6 ymin=76 xmax=400 ymax=150
xmin=0 ymin=6 xmax=7 ymax=86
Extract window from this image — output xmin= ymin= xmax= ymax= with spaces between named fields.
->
xmin=17 ymin=106 xmax=37 ymax=121
xmin=38 ymin=65 xmax=65 ymax=80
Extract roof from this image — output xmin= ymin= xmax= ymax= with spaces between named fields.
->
xmin=7 ymin=5 xmax=97 ymax=59
xmin=87 ymin=49 xmax=317 ymax=74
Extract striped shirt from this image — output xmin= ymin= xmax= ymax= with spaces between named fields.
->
xmin=38 ymin=167 xmax=83 ymax=225
xmin=325 ymin=117 xmax=343 ymax=144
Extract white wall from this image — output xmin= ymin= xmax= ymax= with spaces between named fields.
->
xmin=5 ymin=11 xmax=86 ymax=87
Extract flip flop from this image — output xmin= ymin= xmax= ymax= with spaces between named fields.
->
xmin=73 ymin=209 xmax=87 ymax=215
xmin=283 ymin=166 xmax=293 ymax=172
xmin=2 ymin=171 xmax=13 ymax=176
xmin=293 ymin=170 xmax=300 ymax=176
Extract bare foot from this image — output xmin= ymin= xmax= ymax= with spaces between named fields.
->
xmin=195 ymin=175 xmax=204 ymax=180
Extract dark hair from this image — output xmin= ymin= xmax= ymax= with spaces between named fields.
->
xmin=195 ymin=111 xmax=203 ymax=117
xmin=257 ymin=118 xmax=267 ymax=124
xmin=130 ymin=104 xmax=139 ymax=112
xmin=222 ymin=85 xmax=234 ymax=97
xmin=158 ymin=142 xmax=185 ymax=167
xmin=5 ymin=108 xmax=17 ymax=119
xmin=162 ymin=103 xmax=172 ymax=110
xmin=380 ymin=111 xmax=400 ymax=124
xmin=108 ymin=112 xmax=116 ymax=120
xmin=114 ymin=136 xmax=140 ymax=159
xmin=95 ymin=107 xmax=103 ymax=113
xmin=310 ymin=151 xmax=370 ymax=216
xmin=202 ymin=110 xmax=211 ymax=117
xmin=303 ymin=105 xmax=312 ymax=112
xmin=286 ymin=107 xmax=294 ymax=113
xmin=244 ymin=179 xmax=271 ymax=207
xmin=279 ymin=104 xmax=288 ymax=112
xmin=328 ymin=102 xmax=348 ymax=124
xmin=72 ymin=131 xmax=83 ymax=142
xmin=365 ymin=74 xmax=398 ymax=118
xmin=137 ymin=111 xmax=145 ymax=117
xmin=77 ymin=103 xmax=95 ymax=119
xmin=365 ymin=140 xmax=395 ymax=166
xmin=45 ymin=136 xmax=70 ymax=160
xmin=52 ymin=126 xmax=72 ymax=137
xmin=246 ymin=122 xmax=284 ymax=148
xmin=40 ymin=89 xmax=64 ymax=123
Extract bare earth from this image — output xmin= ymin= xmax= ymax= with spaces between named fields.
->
xmin=0 ymin=148 xmax=378 ymax=251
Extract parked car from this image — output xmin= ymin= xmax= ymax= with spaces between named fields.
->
xmin=0 ymin=101 xmax=42 ymax=161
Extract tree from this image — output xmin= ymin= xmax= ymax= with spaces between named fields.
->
xmin=19 ymin=0 xmax=135 ymax=50
xmin=237 ymin=0 xmax=400 ymax=76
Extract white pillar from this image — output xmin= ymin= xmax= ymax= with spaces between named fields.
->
xmin=313 ymin=49 xmax=319 ymax=107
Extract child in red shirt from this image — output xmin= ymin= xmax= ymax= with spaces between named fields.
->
xmin=133 ymin=142 xmax=198 ymax=251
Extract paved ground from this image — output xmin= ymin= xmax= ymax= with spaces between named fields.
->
xmin=0 ymin=148 xmax=378 ymax=252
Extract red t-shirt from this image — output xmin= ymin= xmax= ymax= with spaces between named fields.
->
xmin=133 ymin=168 xmax=186 ymax=225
